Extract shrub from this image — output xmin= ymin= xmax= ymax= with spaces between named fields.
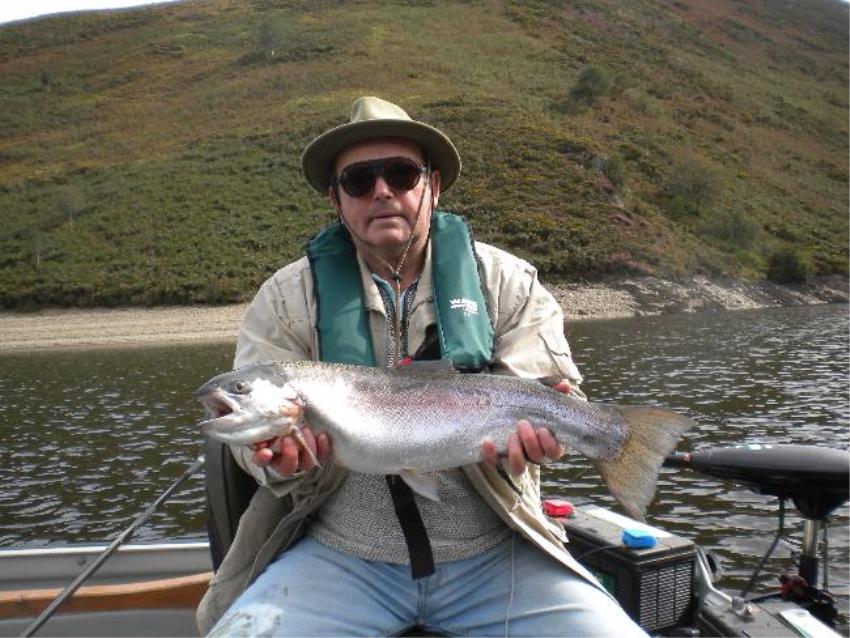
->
xmin=766 ymin=246 xmax=815 ymax=283
xmin=699 ymin=209 xmax=759 ymax=249
xmin=56 ymin=186 xmax=85 ymax=227
xmin=569 ymin=66 xmax=613 ymax=106
xmin=257 ymin=18 xmax=286 ymax=56
xmin=601 ymin=154 xmax=626 ymax=189
xmin=660 ymin=159 xmax=722 ymax=218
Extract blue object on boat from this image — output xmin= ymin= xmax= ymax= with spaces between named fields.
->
xmin=622 ymin=528 xmax=657 ymax=549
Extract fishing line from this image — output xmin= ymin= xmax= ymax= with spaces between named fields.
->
xmin=19 ymin=455 xmax=206 ymax=638
xmin=822 ymin=519 xmax=830 ymax=591
xmin=504 ymin=532 xmax=517 ymax=638
xmin=575 ymin=544 xmax=626 ymax=561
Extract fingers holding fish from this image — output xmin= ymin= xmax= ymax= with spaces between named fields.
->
xmin=477 ymin=379 xmax=573 ymax=475
xmin=312 ymin=431 xmax=332 ymax=468
xmin=480 ymin=438 xmax=500 ymax=467
xmin=251 ymin=425 xmax=332 ymax=477
xmin=536 ymin=426 xmax=566 ymax=462
xmin=551 ymin=380 xmax=574 ymax=394
xmin=510 ymin=421 xmax=567 ymax=475
xmin=517 ymin=419 xmax=544 ymax=461
xmin=480 ymin=421 xmax=568 ymax=476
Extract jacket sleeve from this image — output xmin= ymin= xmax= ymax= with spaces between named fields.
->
xmin=234 ymin=258 xmax=315 ymax=369
xmin=477 ymin=243 xmax=584 ymax=392
xmin=230 ymin=259 xmax=318 ymax=492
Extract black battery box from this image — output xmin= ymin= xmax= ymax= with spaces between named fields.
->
xmin=557 ymin=505 xmax=697 ymax=633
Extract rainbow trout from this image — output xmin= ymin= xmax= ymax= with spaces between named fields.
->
xmin=197 ymin=360 xmax=694 ymax=519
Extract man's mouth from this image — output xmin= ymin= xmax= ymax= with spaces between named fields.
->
xmin=370 ymin=209 xmax=405 ymax=220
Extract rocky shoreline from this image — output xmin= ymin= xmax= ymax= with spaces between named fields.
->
xmin=549 ymin=274 xmax=849 ymax=321
xmin=0 ymin=275 xmax=846 ymax=351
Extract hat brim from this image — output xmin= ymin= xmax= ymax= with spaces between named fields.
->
xmin=301 ymin=119 xmax=461 ymax=194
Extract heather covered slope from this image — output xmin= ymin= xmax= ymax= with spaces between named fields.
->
xmin=0 ymin=0 xmax=846 ymax=308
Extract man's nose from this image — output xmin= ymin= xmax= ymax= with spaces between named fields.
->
xmin=372 ymin=175 xmax=393 ymax=198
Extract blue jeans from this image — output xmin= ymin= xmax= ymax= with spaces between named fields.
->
xmin=208 ymin=534 xmax=647 ymax=637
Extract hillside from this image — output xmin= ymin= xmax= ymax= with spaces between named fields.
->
xmin=0 ymin=0 xmax=847 ymax=308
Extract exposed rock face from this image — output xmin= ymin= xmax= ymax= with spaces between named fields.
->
xmin=550 ymin=275 xmax=849 ymax=321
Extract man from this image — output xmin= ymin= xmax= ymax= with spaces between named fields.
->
xmin=199 ymin=96 xmax=645 ymax=637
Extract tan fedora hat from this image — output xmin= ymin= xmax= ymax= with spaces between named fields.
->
xmin=301 ymin=96 xmax=461 ymax=194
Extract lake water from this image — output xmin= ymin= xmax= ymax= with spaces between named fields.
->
xmin=1 ymin=304 xmax=847 ymax=628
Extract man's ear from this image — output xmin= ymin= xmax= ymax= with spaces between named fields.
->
xmin=430 ymin=170 xmax=441 ymax=208
xmin=328 ymin=185 xmax=341 ymax=212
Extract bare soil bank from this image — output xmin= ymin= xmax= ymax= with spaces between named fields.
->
xmin=0 ymin=276 xmax=846 ymax=352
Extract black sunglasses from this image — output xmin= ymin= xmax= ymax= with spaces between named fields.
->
xmin=332 ymin=157 xmax=428 ymax=198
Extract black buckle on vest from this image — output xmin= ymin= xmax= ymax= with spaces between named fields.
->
xmin=385 ymin=475 xmax=435 ymax=579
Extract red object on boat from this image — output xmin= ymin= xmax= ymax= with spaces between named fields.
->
xmin=543 ymin=499 xmax=575 ymax=518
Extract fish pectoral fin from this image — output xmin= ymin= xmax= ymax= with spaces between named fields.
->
xmin=399 ymin=470 xmax=441 ymax=501
xmin=285 ymin=421 xmax=321 ymax=470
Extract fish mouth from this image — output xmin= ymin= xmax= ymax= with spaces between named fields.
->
xmin=198 ymin=389 xmax=242 ymax=426
xmin=197 ymin=387 xmax=296 ymax=446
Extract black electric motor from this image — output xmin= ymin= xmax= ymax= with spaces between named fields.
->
xmin=664 ymin=444 xmax=849 ymax=520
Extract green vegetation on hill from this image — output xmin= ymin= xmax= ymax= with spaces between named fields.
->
xmin=0 ymin=0 xmax=846 ymax=308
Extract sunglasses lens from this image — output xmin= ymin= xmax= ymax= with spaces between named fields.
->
xmin=340 ymin=165 xmax=376 ymax=198
xmin=338 ymin=158 xmax=424 ymax=197
xmin=383 ymin=158 xmax=422 ymax=191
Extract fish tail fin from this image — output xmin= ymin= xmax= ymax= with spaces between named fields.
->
xmin=593 ymin=405 xmax=695 ymax=521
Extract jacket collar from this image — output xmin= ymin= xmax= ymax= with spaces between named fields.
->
xmin=356 ymin=240 xmax=434 ymax=315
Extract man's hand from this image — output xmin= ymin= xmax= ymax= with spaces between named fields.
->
xmin=480 ymin=379 xmax=573 ymax=476
xmin=251 ymin=426 xmax=332 ymax=477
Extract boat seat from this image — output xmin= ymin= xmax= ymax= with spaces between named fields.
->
xmin=204 ymin=438 xmax=257 ymax=572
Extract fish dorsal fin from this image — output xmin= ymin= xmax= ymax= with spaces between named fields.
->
xmin=395 ymin=359 xmax=458 ymax=375
xmin=399 ymin=470 xmax=441 ymax=501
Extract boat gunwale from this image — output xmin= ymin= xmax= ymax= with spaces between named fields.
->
xmin=0 ymin=541 xmax=209 ymax=560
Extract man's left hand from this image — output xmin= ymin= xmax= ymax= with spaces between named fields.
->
xmin=480 ymin=380 xmax=572 ymax=476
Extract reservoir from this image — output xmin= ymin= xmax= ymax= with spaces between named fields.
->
xmin=1 ymin=303 xmax=847 ymax=628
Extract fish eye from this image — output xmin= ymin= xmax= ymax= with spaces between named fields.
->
xmin=230 ymin=380 xmax=251 ymax=394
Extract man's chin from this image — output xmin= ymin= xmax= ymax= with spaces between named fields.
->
xmin=370 ymin=236 xmax=408 ymax=253
xmin=366 ymin=225 xmax=409 ymax=245
xmin=368 ymin=214 xmax=407 ymax=228
xmin=360 ymin=231 xmax=412 ymax=257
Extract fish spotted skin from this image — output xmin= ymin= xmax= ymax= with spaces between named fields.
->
xmin=197 ymin=360 xmax=694 ymax=519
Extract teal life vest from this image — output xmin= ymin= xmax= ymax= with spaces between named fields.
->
xmin=306 ymin=211 xmax=494 ymax=371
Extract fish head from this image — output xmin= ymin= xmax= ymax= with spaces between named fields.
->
xmin=196 ymin=363 xmax=303 ymax=445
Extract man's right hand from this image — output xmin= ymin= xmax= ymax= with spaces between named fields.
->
xmin=250 ymin=426 xmax=332 ymax=477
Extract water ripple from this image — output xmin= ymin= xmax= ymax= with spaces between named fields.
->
xmin=1 ymin=305 xmax=847 ymax=628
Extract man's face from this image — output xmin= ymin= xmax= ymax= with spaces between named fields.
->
xmin=330 ymin=138 xmax=440 ymax=258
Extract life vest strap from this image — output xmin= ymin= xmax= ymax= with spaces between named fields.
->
xmin=385 ymin=476 xmax=436 ymax=579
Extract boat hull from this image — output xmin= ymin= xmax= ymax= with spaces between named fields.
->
xmin=0 ymin=541 xmax=210 ymax=637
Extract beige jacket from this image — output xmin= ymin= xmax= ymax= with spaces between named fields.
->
xmin=196 ymin=240 xmax=607 ymax=634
